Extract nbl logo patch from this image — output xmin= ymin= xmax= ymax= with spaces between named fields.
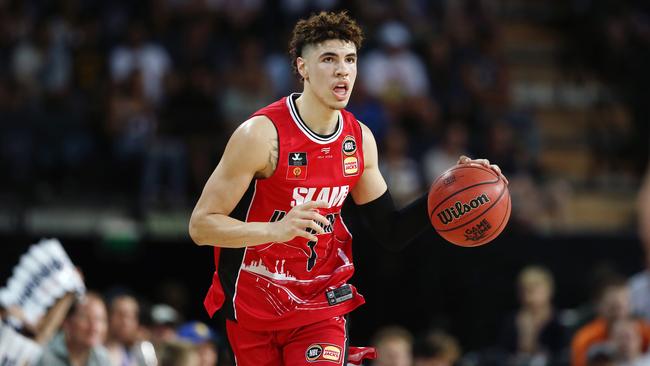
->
xmin=287 ymin=152 xmax=307 ymax=180
xmin=342 ymin=135 xmax=356 ymax=155
xmin=305 ymin=344 xmax=342 ymax=363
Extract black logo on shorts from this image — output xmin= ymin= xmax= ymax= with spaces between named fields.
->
xmin=306 ymin=345 xmax=323 ymax=361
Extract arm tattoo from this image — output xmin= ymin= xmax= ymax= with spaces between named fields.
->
xmin=268 ymin=138 xmax=278 ymax=173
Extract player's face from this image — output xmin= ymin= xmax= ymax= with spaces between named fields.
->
xmin=298 ymin=39 xmax=357 ymax=110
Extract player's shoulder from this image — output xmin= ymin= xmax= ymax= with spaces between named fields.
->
xmin=354 ymin=120 xmax=376 ymax=146
xmin=232 ymin=115 xmax=277 ymax=144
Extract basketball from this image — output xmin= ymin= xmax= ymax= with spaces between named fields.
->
xmin=428 ymin=163 xmax=511 ymax=247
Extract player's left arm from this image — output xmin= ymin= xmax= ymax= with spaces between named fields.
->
xmin=351 ymin=122 xmax=506 ymax=250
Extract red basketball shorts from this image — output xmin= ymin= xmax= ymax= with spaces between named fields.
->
xmin=226 ymin=316 xmax=376 ymax=366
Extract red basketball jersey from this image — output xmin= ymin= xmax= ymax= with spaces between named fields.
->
xmin=204 ymin=93 xmax=366 ymax=331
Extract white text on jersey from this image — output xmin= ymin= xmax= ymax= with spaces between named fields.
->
xmin=290 ymin=185 xmax=350 ymax=207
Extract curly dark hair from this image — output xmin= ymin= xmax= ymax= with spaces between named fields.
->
xmin=289 ymin=11 xmax=364 ymax=81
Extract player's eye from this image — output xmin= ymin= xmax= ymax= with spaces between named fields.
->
xmin=345 ymin=57 xmax=356 ymax=63
xmin=322 ymin=57 xmax=334 ymax=63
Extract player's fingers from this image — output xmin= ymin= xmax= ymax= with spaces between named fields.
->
xmin=296 ymin=219 xmax=325 ymax=235
xmin=490 ymin=164 xmax=502 ymax=175
xmin=458 ymin=155 xmax=471 ymax=165
xmin=301 ymin=200 xmax=330 ymax=210
xmin=306 ymin=211 xmax=330 ymax=227
xmin=475 ymin=158 xmax=490 ymax=167
xmin=501 ymin=173 xmax=510 ymax=185
xmin=295 ymin=229 xmax=318 ymax=242
xmin=309 ymin=220 xmax=325 ymax=235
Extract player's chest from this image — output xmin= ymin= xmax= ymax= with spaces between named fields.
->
xmin=279 ymin=134 xmax=362 ymax=184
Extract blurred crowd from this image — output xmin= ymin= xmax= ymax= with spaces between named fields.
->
xmin=369 ymin=263 xmax=650 ymax=366
xmin=0 ymin=0 xmax=551 ymax=227
xmin=1 ymin=0 xmax=650 ymax=365
xmin=3 ymin=257 xmax=650 ymax=366
xmin=1 ymin=289 xmax=223 ymax=366
xmin=562 ymin=0 xmax=650 ymax=173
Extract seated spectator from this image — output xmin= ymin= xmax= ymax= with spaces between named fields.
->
xmin=176 ymin=321 xmax=219 ymax=366
xmin=106 ymin=293 xmax=146 ymax=366
xmin=630 ymin=169 xmax=650 ymax=322
xmin=413 ymin=329 xmax=461 ymax=366
xmin=37 ymin=292 xmax=111 ymax=366
xmin=499 ymin=265 xmax=568 ymax=365
xmin=572 ymin=275 xmax=650 ymax=366
xmin=609 ymin=317 xmax=650 ymax=365
xmin=422 ymin=120 xmax=469 ymax=183
xmin=379 ymin=127 xmax=424 ymax=207
xmin=157 ymin=340 xmax=200 ymax=366
xmin=361 ymin=21 xmax=430 ymax=101
xmin=371 ymin=326 xmax=413 ymax=366
xmin=148 ymin=303 xmax=180 ymax=345
xmin=586 ymin=344 xmax=616 ymax=366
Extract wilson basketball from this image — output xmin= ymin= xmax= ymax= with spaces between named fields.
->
xmin=428 ymin=163 xmax=511 ymax=247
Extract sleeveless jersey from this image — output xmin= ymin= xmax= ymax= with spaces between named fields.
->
xmin=203 ymin=93 xmax=366 ymax=331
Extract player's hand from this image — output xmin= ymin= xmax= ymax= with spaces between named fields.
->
xmin=457 ymin=155 xmax=509 ymax=185
xmin=268 ymin=200 xmax=331 ymax=242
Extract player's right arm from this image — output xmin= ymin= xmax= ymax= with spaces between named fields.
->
xmin=189 ymin=116 xmax=329 ymax=248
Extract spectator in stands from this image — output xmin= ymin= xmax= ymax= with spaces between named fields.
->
xmin=176 ymin=321 xmax=219 ymax=366
xmin=109 ymin=22 xmax=171 ymax=105
xmin=148 ymin=303 xmax=180 ymax=345
xmin=362 ymin=20 xmax=430 ymax=101
xmin=499 ymin=265 xmax=568 ymax=365
xmin=157 ymin=340 xmax=200 ymax=366
xmin=413 ymin=329 xmax=461 ymax=366
xmin=422 ymin=120 xmax=469 ymax=183
xmin=37 ymin=292 xmax=111 ymax=366
xmin=630 ymin=168 xmax=650 ymax=322
xmin=572 ymin=275 xmax=650 ymax=366
xmin=106 ymin=294 xmax=145 ymax=366
xmin=371 ymin=326 xmax=413 ymax=366
xmin=609 ymin=317 xmax=650 ymax=365
xmin=586 ymin=345 xmax=615 ymax=366
xmin=379 ymin=127 xmax=424 ymax=207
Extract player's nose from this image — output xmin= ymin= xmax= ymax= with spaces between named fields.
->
xmin=334 ymin=61 xmax=349 ymax=77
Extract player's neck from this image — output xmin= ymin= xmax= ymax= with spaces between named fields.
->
xmin=294 ymin=88 xmax=338 ymax=135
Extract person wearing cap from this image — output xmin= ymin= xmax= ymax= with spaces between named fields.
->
xmin=176 ymin=321 xmax=218 ymax=366
xmin=148 ymin=303 xmax=180 ymax=345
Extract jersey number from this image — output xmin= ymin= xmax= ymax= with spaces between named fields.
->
xmin=269 ymin=210 xmax=319 ymax=272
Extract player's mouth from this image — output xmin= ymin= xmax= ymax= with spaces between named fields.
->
xmin=332 ymin=82 xmax=349 ymax=101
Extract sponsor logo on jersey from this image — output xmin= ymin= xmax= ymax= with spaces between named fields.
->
xmin=291 ymin=185 xmax=350 ymax=207
xmin=342 ymin=135 xmax=356 ymax=155
xmin=343 ymin=156 xmax=358 ymax=176
xmin=306 ymin=344 xmax=342 ymax=363
xmin=287 ymin=152 xmax=307 ymax=180
xmin=436 ymin=193 xmax=490 ymax=225
xmin=321 ymin=147 xmax=331 ymax=154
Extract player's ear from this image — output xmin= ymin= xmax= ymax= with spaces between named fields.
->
xmin=297 ymin=57 xmax=308 ymax=81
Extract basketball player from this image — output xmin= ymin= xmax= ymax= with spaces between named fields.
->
xmin=189 ymin=11 xmax=505 ymax=366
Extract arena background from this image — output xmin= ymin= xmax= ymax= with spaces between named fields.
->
xmin=1 ymin=0 xmax=649 ymax=364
